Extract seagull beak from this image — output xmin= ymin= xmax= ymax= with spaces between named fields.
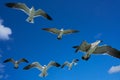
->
xmin=100 ymin=40 xmax=103 ymax=42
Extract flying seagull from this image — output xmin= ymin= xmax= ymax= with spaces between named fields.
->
xmin=5 ymin=2 xmax=52 ymax=23
xmin=23 ymin=61 xmax=61 ymax=77
xmin=61 ymin=59 xmax=79 ymax=70
xmin=42 ymin=28 xmax=79 ymax=40
xmin=73 ymin=40 xmax=120 ymax=60
xmin=3 ymin=58 xmax=29 ymax=69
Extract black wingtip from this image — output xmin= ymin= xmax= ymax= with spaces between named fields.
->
xmin=75 ymin=30 xmax=80 ymax=33
xmin=73 ymin=46 xmax=78 ymax=48
xmin=5 ymin=3 xmax=16 ymax=8
xmin=3 ymin=60 xmax=6 ymax=63
xmin=75 ymin=59 xmax=79 ymax=61
xmin=46 ymin=15 xmax=53 ymax=20
xmin=3 ymin=58 xmax=12 ymax=63
xmin=61 ymin=65 xmax=64 ymax=68
xmin=42 ymin=28 xmax=48 ymax=30
xmin=23 ymin=66 xmax=29 ymax=70
xmin=23 ymin=58 xmax=29 ymax=63
xmin=75 ymin=50 xmax=78 ymax=53
xmin=56 ymin=63 xmax=61 ymax=67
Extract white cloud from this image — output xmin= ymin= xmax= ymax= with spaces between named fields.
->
xmin=0 ymin=19 xmax=12 ymax=40
xmin=108 ymin=65 xmax=120 ymax=74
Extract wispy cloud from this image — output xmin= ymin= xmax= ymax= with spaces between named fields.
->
xmin=0 ymin=19 xmax=12 ymax=40
xmin=94 ymin=33 xmax=102 ymax=39
xmin=0 ymin=75 xmax=3 ymax=79
xmin=0 ymin=74 xmax=9 ymax=79
xmin=0 ymin=63 xmax=5 ymax=73
xmin=0 ymin=55 xmax=9 ymax=79
xmin=108 ymin=65 xmax=120 ymax=74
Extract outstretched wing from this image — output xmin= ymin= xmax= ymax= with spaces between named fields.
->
xmin=63 ymin=29 xmax=79 ymax=34
xmin=3 ymin=58 xmax=15 ymax=64
xmin=73 ymin=40 xmax=91 ymax=53
xmin=34 ymin=9 xmax=52 ymax=20
xmin=94 ymin=45 xmax=120 ymax=59
xmin=23 ymin=62 xmax=43 ymax=71
xmin=61 ymin=61 xmax=69 ymax=68
xmin=47 ymin=61 xmax=60 ymax=69
xmin=5 ymin=2 xmax=29 ymax=14
xmin=18 ymin=58 xmax=29 ymax=64
xmin=42 ymin=28 xmax=60 ymax=34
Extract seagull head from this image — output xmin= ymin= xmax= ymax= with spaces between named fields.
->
xmin=30 ymin=6 xmax=35 ymax=11
xmin=60 ymin=28 xmax=64 ymax=31
xmin=74 ymin=63 xmax=77 ymax=66
xmin=15 ymin=61 xmax=18 ymax=64
xmin=43 ymin=65 xmax=47 ymax=67
xmin=93 ymin=40 xmax=102 ymax=45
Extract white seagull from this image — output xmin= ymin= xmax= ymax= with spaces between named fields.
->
xmin=61 ymin=59 xmax=79 ymax=70
xmin=42 ymin=28 xmax=79 ymax=40
xmin=23 ymin=61 xmax=61 ymax=77
xmin=3 ymin=58 xmax=29 ymax=69
xmin=73 ymin=40 xmax=120 ymax=60
xmin=5 ymin=2 xmax=52 ymax=23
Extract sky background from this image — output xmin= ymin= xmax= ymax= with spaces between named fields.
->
xmin=0 ymin=0 xmax=120 ymax=80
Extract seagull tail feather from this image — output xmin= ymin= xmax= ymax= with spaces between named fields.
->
xmin=26 ymin=17 xmax=34 ymax=23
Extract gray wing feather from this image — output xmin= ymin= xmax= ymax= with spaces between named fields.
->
xmin=18 ymin=58 xmax=29 ymax=64
xmin=73 ymin=41 xmax=91 ymax=53
xmin=6 ymin=3 xmax=29 ymax=14
xmin=94 ymin=45 xmax=120 ymax=58
xmin=42 ymin=28 xmax=60 ymax=34
xmin=47 ymin=61 xmax=60 ymax=69
xmin=34 ymin=9 xmax=52 ymax=20
xmin=63 ymin=30 xmax=79 ymax=34
xmin=61 ymin=61 xmax=69 ymax=68
xmin=23 ymin=62 xmax=43 ymax=71
xmin=79 ymin=40 xmax=91 ymax=52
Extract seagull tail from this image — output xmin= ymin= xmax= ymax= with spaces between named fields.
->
xmin=26 ymin=17 xmax=34 ymax=23
xmin=39 ymin=73 xmax=48 ymax=77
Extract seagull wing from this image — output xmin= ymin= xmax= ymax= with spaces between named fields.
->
xmin=63 ymin=29 xmax=79 ymax=34
xmin=18 ymin=58 xmax=29 ymax=64
xmin=6 ymin=3 xmax=29 ymax=14
xmin=47 ymin=61 xmax=61 ymax=69
xmin=34 ymin=9 xmax=52 ymax=20
xmin=42 ymin=28 xmax=60 ymax=34
xmin=23 ymin=62 xmax=43 ymax=71
xmin=3 ymin=58 xmax=15 ymax=64
xmin=73 ymin=40 xmax=91 ymax=52
xmin=93 ymin=45 xmax=120 ymax=58
xmin=61 ymin=61 xmax=70 ymax=68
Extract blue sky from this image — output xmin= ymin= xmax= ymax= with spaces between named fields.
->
xmin=0 ymin=0 xmax=120 ymax=80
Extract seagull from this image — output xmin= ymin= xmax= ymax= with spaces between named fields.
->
xmin=42 ymin=28 xmax=79 ymax=40
xmin=73 ymin=40 xmax=120 ymax=60
xmin=23 ymin=61 xmax=61 ymax=77
xmin=3 ymin=58 xmax=29 ymax=69
xmin=5 ymin=2 xmax=52 ymax=23
xmin=61 ymin=59 xmax=79 ymax=70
